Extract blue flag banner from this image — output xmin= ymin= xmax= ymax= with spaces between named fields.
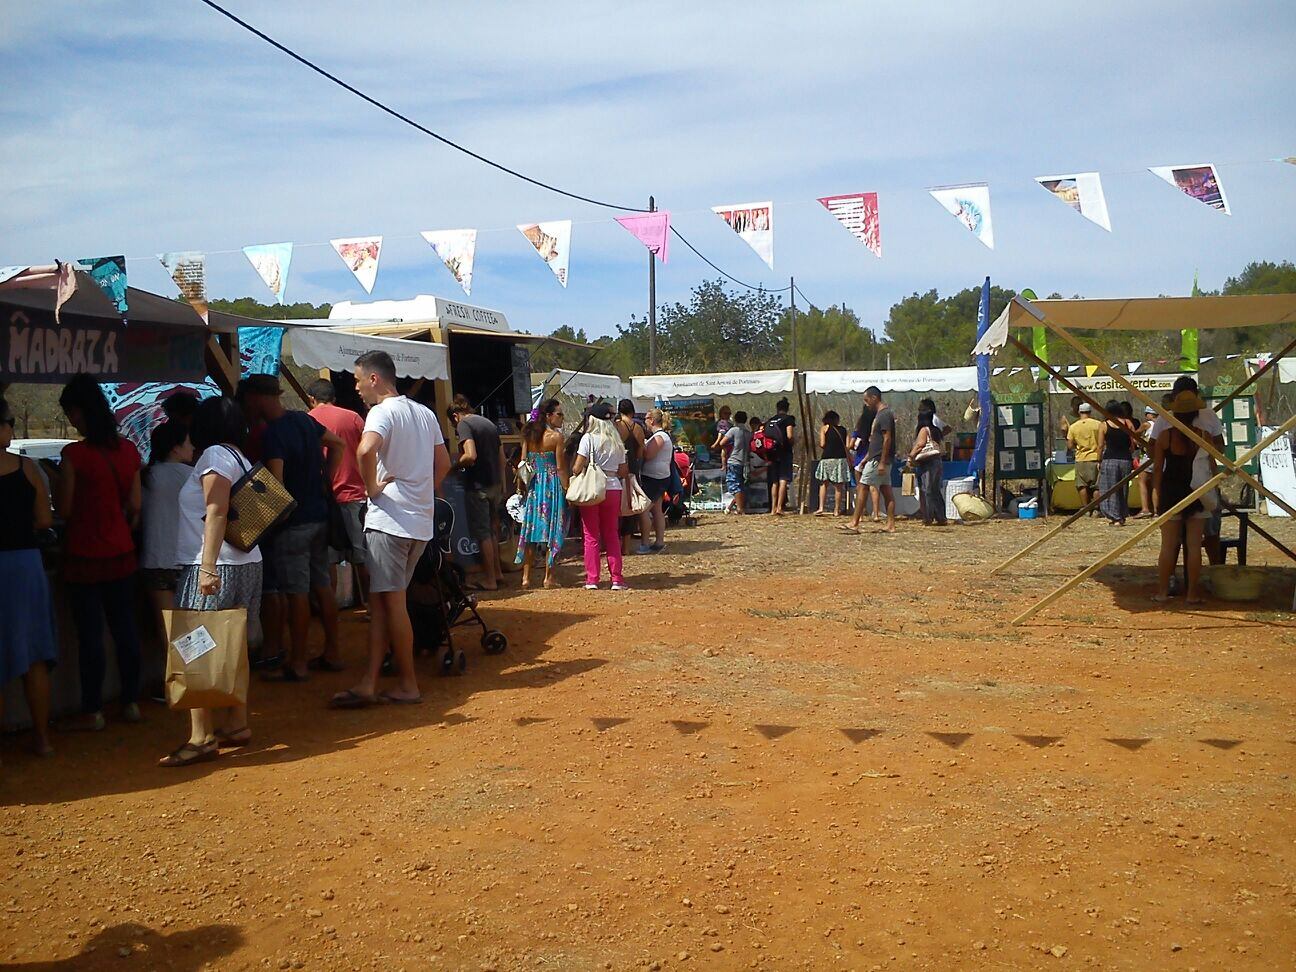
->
xmin=970 ymin=277 xmax=992 ymax=484
xmin=77 ymin=255 xmax=129 ymax=321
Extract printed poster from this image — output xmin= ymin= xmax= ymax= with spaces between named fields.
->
xmin=711 ymin=201 xmax=774 ymax=268
xmin=1258 ymin=427 xmax=1295 ymax=517
xmin=77 ymin=255 xmax=129 ymax=320
xmin=158 ymin=251 xmax=208 ymax=323
xmin=998 ymin=451 xmax=1016 ymax=472
xmin=243 ymin=242 xmax=293 ymax=304
xmin=420 ymin=229 xmax=477 ymax=295
xmin=817 ymin=192 xmax=881 ymax=257
xmin=331 ymin=236 xmax=382 ymax=293
xmin=928 ymin=183 xmax=994 ymax=249
xmin=1148 ymin=164 xmax=1231 ymax=214
xmin=1034 ymin=172 xmax=1111 ymax=231
xmin=1025 ymin=451 xmax=1042 ymax=471
xmin=517 ymin=220 xmax=571 ymax=288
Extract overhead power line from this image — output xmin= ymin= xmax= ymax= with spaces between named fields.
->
xmin=197 ymin=0 xmax=800 ymax=297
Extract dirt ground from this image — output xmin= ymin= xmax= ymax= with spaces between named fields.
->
xmin=3 ymin=510 xmax=1295 ymax=970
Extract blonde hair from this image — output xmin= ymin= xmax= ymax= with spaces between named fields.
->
xmin=583 ymin=415 xmax=626 ymax=465
xmin=646 ymin=408 xmax=664 ymax=426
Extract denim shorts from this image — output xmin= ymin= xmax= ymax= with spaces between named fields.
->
xmin=725 ymin=464 xmax=746 ymax=494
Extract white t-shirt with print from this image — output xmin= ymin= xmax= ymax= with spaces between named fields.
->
xmin=363 ymin=396 xmax=444 ymax=541
xmin=577 ymin=433 xmax=625 ymax=491
xmin=175 ymin=446 xmax=263 ymax=567
xmin=641 ymin=429 xmax=673 ymax=480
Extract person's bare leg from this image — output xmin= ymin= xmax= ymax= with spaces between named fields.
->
xmin=1185 ymin=519 xmax=1205 ymax=603
xmin=870 ymin=486 xmax=881 ymax=521
xmin=816 ymin=481 xmax=828 ymax=515
xmin=835 ymin=485 xmax=845 ymax=515
xmin=187 ymin=708 xmax=214 ymax=746
xmin=381 ymin=590 xmax=420 ymax=699
xmin=286 ymin=592 xmax=310 ymax=677
xmin=1138 ymin=471 xmax=1153 ymax=516
xmin=476 ymin=538 xmax=500 ymax=590
xmin=847 ymin=484 xmax=866 ymax=530
xmin=261 ymin=593 xmax=284 ymax=662
xmin=1154 ymin=521 xmax=1178 ymax=599
xmin=881 ymin=486 xmax=896 ymax=533
xmin=355 ymin=564 xmax=370 ymax=608
xmin=23 ymin=663 xmax=53 ymax=755
xmin=653 ymin=503 xmax=666 ymax=546
xmin=313 ymin=584 xmax=340 ymax=665
xmin=639 ymin=508 xmax=652 ymax=547
xmin=350 ymin=593 xmax=388 ymax=700
xmin=149 ymin=589 xmax=173 ymax=644
xmin=735 ymin=488 xmax=747 ymax=514
xmin=521 ymin=545 xmax=533 ymax=588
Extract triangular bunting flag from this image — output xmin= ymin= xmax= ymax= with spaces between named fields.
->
xmin=817 ymin=192 xmax=881 ymax=257
xmin=243 ymin=243 xmax=293 ymax=304
xmin=1085 ymin=364 xmax=1099 ymax=377
xmin=330 ymin=236 xmax=382 ymax=293
xmin=1034 ymin=172 xmax=1111 ymax=231
xmin=1282 ymin=157 xmax=1296 ymax=166
xmin=1067 ymin=365 xmax=1080 ymax=374
xmin=516 ymin=221 xmax=571 ymax=287
xmin=420 ymin=229 xmax=477 ymax=295
xmin=158 ymin=251 xmax=208 ymax=323
xmin=1128 ymin=361 xmax=1142 ymax=374
xmin=928 ymin=183 xmax=994 ymax=248
xmin=76 ymin=256 xmax=129 ymax=322
xmin=1200 ymin=355 xmax=1214 ymax=363
xmin=1148 ymin=164 xmax=1231 ymax=214
xmin=711 ymin=201 xmax=774 ymax=268
xmin=614 ymin=212 xmax=670 ymax=264
xmin=54 ymin=260 xmax=78 ymax=324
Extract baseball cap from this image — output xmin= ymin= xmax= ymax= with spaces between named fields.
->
xmin=1077 ymin=402 xmax=1092 ymax=413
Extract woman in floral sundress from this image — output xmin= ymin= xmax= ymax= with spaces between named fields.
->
xmin=515 ymin=398 xmax=569 ymax=588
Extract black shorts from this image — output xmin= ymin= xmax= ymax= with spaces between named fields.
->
xmin=771 ymin=452 xmax=795 ymax=483
xmin=641 ymin=475 xmax=670 ymax=503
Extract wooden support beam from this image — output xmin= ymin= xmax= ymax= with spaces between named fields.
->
xmin=205 ymin=337 xmax=238 ymax=395
xmin=1011 ymin=416 xmax=1296 ymax=624
xmin=1043 ymin=319 xmax=1296 ymax=519
xmin=279 ymin=366 xmax=310 ymax=406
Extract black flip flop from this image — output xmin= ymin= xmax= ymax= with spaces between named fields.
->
xmin=328 ymin=689 xmax=378 ymax=710
xmin=378 ymin=692 xmax=424 ymax=706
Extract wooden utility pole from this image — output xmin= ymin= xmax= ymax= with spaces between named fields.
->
xmin=647 ymin=195 xmax=657 ymax=374
xmin=789 ymin=276 xmax=797 ymax=368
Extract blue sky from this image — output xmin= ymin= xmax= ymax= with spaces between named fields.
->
xmin=2 ymin=1 xmax=1294 ymax=342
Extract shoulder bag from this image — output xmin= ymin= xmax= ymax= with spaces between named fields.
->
xmin=222 ymin=447 xmax=298 ymax=552
xmin=566 ymin=453 xmax=607 ymax=507
xmin=622 ymin=474 xmax=651 ymax=516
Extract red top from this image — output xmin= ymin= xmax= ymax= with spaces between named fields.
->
xmin=673 ymin=450 xmax=693 ymax=492
xmin=309 ymin=402 xmax=367 ymax=504
xmin=62 ymin=437 xmax=141 ymax=561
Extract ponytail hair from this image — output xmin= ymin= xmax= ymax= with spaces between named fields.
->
xmin=525 ymin=397 xmax=560 ymax=447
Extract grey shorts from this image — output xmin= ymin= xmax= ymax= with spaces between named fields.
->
xmin=331 ymin=500 xmax=367 ymax=566
xmin=465 ymin=484 xmax=502 ymax=541
xmin=266 ymin=521 xmax=330 ymax=595
xmin=859 ymin=457 xmax=890 ymax=488
xmin=365 ymin=530 xmax=428 ymax=594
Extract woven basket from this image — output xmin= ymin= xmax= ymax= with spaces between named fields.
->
xmin=226 ymin=463 xmax=297 ymax=552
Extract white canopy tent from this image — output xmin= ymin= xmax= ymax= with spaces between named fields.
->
xmin=631 ymin=368 xmax=797 ymax=399
xmin=541 ymin=369 xmax=630 ymax=402
xmin=287 ymin=325 xmax=449 ymax=381
xmin=804 ymin=366 xmax=978 ymax=394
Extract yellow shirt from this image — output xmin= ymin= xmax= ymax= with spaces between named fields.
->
xmin=1067 ymin=417 xmax=1102 ymax=462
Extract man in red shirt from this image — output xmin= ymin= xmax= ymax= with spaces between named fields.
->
xmin=306 ymin=380 xmax=369 ymax=607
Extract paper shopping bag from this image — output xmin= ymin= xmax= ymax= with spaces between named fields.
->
xmin=902 ymin=472 xmax=916 ymax=497
xmin=163 ymin=608 xmax=250 ymax=709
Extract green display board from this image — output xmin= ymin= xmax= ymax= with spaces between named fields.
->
xmin=1203 ymin=389 xmax=1259 ymax=474
xmin=993 ymin=393 xmax=1047 ymax=481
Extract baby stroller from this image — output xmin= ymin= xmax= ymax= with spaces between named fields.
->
xmin=405 ymin=498 xmax=508 ymax=675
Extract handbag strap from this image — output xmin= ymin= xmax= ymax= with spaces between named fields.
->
xmin=221 ymin=445 xmax=250 ymax=479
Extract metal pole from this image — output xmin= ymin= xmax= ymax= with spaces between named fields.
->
xmin=789 ymin=276 xmax=797 ymax=368
xmin=647 ymin=195 xmax=657 ymax=374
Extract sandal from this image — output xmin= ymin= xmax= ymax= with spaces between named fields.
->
xmin=158 ymin=742 xmax=218 ymax=768
xmin=329 ymin=689 xmax=378 ymax=710
xmin=214 ymin=726 xmax=252 ymax=748
xmin=378 ymin=691 xmax=423 ymax=706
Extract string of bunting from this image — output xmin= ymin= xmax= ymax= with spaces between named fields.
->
xmin=20 ymin=158 xmax=1291 ymax=323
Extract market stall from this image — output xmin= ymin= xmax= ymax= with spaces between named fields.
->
xmin=972 ymin=292 xmax=1296 ymax=623
xmin=631 ymin=369 xmax=802 ymax=513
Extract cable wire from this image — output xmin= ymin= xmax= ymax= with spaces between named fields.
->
xmin=196 ymin=0 xmax=647 ymax=213
xmin=669 ymin=227 xmax=791 ymax=294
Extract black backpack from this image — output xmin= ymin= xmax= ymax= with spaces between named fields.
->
xmin=763 ymin=416 xmax=788 ymax=454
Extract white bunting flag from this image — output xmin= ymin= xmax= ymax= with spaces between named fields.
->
xmin=158 ymin=251 xmax=208 ymax=323
xmin=331 ymin=236 xmax=383 ymax=293
xmin=1127 ymin=361 xmax=1143 ymax=374
xmin=243 ymin=242 xmax=293 ymax=304
xmin=928 ymin=184 xmax=994 ymax=248
xmin=711 ymin=201 xmax=774 ymax=268
xmin=817 ymin=192 xmax=881 ymax=257
xmin=420 ymin=229 xmax=477 ymax=296
xmin=516 ymin=220 xmax=571 ymax=288
xmin=1148 ymin=164 xmax=1231 ymax=214
xmin=1035 ymin=172 xmax=1112 ymax=231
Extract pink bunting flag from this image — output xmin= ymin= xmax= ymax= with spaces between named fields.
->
xmin=614 ymin=211 xmax=670 ymax=264
xmin=817 ymin=193 xmax=881 ymax=257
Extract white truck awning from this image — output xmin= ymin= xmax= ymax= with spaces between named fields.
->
xmin=805 ymin=366 xmax=978 ymax=394
xmin=287 ymin=327 xmax=449 ymax=381
xmin=631 ymin=368 xmax=797 ymax=399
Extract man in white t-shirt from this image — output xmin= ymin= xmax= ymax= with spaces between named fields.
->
xmin=330 ymin=350 xmax=450 ymax=709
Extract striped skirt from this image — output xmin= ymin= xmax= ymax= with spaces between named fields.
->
xmin=1098 ymin=458 xmax=1132 ymax=523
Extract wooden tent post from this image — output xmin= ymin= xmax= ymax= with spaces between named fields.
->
xmin=796 ymin=372 xmax=814 ymax=513
xmin=1012 ymin=416 xmax=1296 ymax=624
xmin=1042 ymin=318 xmax=1296 ymax=519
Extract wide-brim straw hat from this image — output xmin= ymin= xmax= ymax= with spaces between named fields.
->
xmin=1169 ymin=389 xmax=1206 ymax=412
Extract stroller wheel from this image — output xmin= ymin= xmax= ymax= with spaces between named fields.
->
xmin=436 ymin=645 xmax=455 ymax=676
xmin=481 ymin=630 xmax=508 ymax=655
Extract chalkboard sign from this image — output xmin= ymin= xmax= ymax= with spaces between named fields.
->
xmin=993 ymin=393 xmax=1047 ymax=481
xmin=510 ymin=343 xmax=533 ymax=415
xmin=1203 ymin=388 xmax=1259 ymax=474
